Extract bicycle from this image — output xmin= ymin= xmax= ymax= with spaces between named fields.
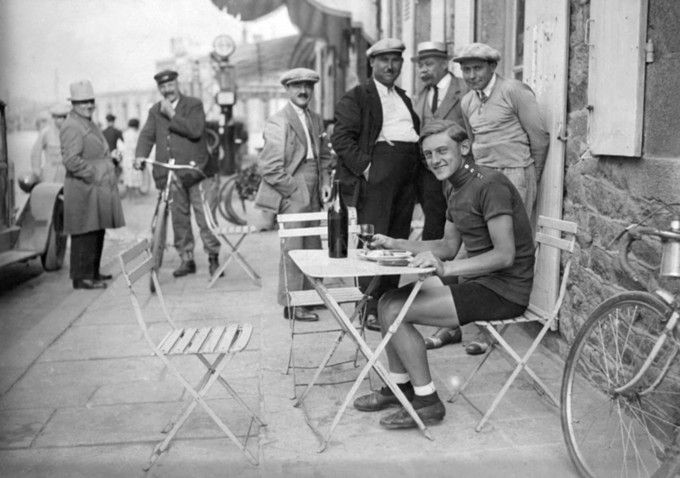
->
xmin=560 ymin=203 xmax=680 ymax=478
xmin=138 ymin=159 xmax=205 ymax=293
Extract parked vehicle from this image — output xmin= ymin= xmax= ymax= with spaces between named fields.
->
xmin=0 ymin=100 xmax=66 ymax=270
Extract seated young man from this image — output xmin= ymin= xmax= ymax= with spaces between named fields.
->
xmin=354 ymin=119 xmax=535 ymax=429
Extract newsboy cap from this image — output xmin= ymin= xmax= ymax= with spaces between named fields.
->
xmin=367 ymin=38 xmax=405 ymax=58
xmin=105 ymin=113 xmax=116 ymax=122
xmin=153 ymin=69 xmax=178 ymax=84
xmin=49 ymin=102 xmax=71 ymax=116
xmin=414 ymin=41 xmax=450 ymax=61
xmin=453 ymin=43 xmax=501 ymax=63
xmin=279 ymin=67 xmax=320 ymax=86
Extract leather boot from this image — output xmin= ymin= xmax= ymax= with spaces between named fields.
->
xmin=208 ymin=254 xmax=223 ymax=277
xmin=173 ymin=258 xmax=196 ymax=277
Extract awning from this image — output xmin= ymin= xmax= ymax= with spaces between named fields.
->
xmin=211 ymin=0 xmax=352 ymax=47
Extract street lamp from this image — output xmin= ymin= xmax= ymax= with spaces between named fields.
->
xmin=210 ymin=34 xmax=239 ymax=175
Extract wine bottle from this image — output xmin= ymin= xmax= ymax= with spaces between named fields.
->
xmin=327 ymin=179 xmax=348 ymax=258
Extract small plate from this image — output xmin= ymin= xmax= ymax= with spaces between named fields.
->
xmin=357 ymin=249 xmax=412 ymax=262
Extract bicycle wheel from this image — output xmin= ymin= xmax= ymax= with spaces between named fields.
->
xmin=217 ymin=176 xmax=248 ymax=225
xmin=561 ymin=291 xmax=680 ymax=478
xmin=149 ymin=199 xmax=169 ymax=293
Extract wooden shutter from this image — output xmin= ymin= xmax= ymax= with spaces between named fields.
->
xmin=588 ymin=0 xmax=648 ymax=156
xmin=523 ymin=0 xmax=569 ymax=325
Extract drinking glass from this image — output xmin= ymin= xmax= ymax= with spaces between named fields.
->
xmin=357 ymin=224 xmax=375 ymax=251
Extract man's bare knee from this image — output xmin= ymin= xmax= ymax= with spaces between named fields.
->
xmin=377 ymin=291 xmax=405 ymax=327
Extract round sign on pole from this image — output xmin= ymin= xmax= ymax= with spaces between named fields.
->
xmin=213 ymin=35 xmax=236 ymax=59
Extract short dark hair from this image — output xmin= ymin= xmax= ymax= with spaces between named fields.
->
xmin=105 ymin=113 xmax=116 ymax=122
xmin=128 ymin=118 xmax=139 ymax=128
xmin=419 ymin=119 xmax=468 ymax=146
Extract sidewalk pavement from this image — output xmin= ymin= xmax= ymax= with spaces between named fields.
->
xmin=0 ymin=194 xmax=578 ymax=478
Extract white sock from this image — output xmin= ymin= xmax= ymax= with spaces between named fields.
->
xmin=414 ymin=382 xmax=436 ymax=396
xmin=390 ymin=372 xmax=411 ymax=384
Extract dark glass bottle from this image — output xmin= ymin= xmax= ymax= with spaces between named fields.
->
xmin=327 ymin=179 xmax=348 ymax=258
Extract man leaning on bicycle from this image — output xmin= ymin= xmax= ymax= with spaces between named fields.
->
xmin=135 ymin=69 xmax=222 ymax=278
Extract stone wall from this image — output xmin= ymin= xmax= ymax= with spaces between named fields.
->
xmin=558 ymin=0 xmax=679 ymax=347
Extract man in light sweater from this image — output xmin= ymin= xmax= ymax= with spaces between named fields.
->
xmin=453 ymin=42 xmax=549 ymax=220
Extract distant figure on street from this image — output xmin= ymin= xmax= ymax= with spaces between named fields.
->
xmin=102 ymin=113 xmax=124 ymax=155
xmin=118 ymin=118 xmax=146 ymax=195
xmin=253 ymin=67 xmax=332 ymax=322
xmin=60 ymin=80 xmax=125 ymax=290
xmin=135 ymin=69 xmax=221 ymax=278
xmin=30 ymin=103 xmax=70 ymax=183
xmin=332 ymin=38 xmax=421 ymax=330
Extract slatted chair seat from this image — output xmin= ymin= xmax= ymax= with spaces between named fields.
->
xmin=448 ymin=215 xmax=578 ymax=432
xmin=119 ymin=240 xmax=265 ymax=470
xmin=277 ymin=210 xmax=369 ymax=397
xmin=200 ymin=187 xmax=261 ymax=289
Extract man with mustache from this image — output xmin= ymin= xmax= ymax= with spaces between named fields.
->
xmin=136 ymin=69 xmax=221 ymax=278
xmin=254 ymin=68 xmax=332 ymax=322
xmin=332 ymin=38 xmax=420 ymax=329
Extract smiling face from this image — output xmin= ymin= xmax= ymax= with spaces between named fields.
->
xmin=417 ymin=56 xmax=449 ymax=88
xmin=459 ymin=59 xmax=496 ymax=91
xmin=158 ymin=79 xmax=180 ymax=102
xmin=370 ymin=53 xmax=403 ymax=87
xmin=285 ymin=81 xmax=314 ymax=109
xmin=421 ymin=130 xmax=467 ymax=181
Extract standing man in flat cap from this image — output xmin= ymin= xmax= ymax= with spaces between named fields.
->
xmin=450 ymin=42 xmax=549 ymax=355
xmin=332 ymin=38 xmax=421 ymax=329
xmin=31 ymin=102 xmax=70 ymax=183
xmin=136 ymin=69 xmax=221 ymax=278
xmin=102 ymin=113 xmax=124 ymax=157
xmin=413 ymin=41 xmax=468 ymax=349
xmin=254 ymin=67 xmax=332 ymax=322
xmin=60 ymin=80 xmax=125 ymax=289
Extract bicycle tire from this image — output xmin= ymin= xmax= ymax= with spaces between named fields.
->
xmin=217 ymin=176 xmax=247 ymax=225
xmin=561 ymin=291 xmax=680 ymax=478
xmin=149 ymin=199 xmax=169 ymax=293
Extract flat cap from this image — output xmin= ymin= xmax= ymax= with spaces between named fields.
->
xmin=367 ymin=38 xmax=405 ymax=58
xmin=153 ymin=69 xmax=178 ymax=84
xmin=279 ymin=67 xmax=319 ymax=86
xmin=105 ymin=113 xmax=116 ymax=121
xmin=49 ymin=102 xmax=71 ymax=116
xmin=414 ymin=41 xmax=449 ymax=61
xmin=453 ymin=42 xmax=501 ymax=63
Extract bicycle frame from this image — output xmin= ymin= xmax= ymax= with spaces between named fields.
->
xmin=612 ymin=225 xmax=680 ymax=395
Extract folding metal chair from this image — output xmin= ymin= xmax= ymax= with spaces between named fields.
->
xmin=118 ymin=240 xmax=266 ymax=469
xmin=200 ymin=189 xmax=261 ymax=289
xmin=277 ymin=211 xmax=368 ymax=398
xmin=447 ymin=215 xmax=578 ymax=431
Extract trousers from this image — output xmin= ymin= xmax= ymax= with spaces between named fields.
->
xmin=170 ymin=175 xmax=220 ymax=258
xmin=70 ymin=229 xmax=104 ymax=280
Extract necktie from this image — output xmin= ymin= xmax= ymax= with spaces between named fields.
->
xmin=431 ymin=86 xmax=439 ymax=114
xmin=478 ymin=90 xmax=488 ymax=103
xmin=304 ymin=110 xmax=317 ymax=158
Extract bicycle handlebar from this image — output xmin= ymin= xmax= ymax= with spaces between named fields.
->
xmin=138 ymin=159 xmax=206 ymax=177
xmin=618 ymin=226 xmax=680 ymax=289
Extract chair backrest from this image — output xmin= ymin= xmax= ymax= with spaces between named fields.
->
xmin=277 ymin=207 xmax=359 ymax=242
xmin=118 ymin=239 xmax=176 ymax=334
xmin=530 ymin=215 xmax=578 ymax=327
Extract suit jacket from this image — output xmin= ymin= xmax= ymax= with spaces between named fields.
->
xmin=414 ymin=72 xmax=467 ymax=127
xmin=332 ymin=79 xmax=420 ymax=206
xmin=254 ymin=103 xmax=332 ymax=213
xmin=135 ymin=94 xmax=215 ymax=187
xmin=60 ymin=111 xmax=125 ymax=235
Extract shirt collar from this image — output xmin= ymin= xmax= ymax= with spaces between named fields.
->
xmin=289 ymin=101 xmax=308 ymax=117
xmin=374 ymin=78 xmax=395 ymax=96
xmin=478 ymin=73 xmax=496 ymax=99
xmin=435 ymin=72 xmax=452 ymax=92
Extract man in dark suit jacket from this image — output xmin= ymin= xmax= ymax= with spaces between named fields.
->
xmin=413 ymin=41 xmax=468 ymax=349
xmin=413 ymin=41 xmax=467 ymax=240
xmin=136 ymin=69 xmax=220 ymax=278
xmin=332 ymin=38 xmax=420 ymax=326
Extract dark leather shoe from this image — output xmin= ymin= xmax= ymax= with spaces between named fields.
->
xmin=73 ymin=279 xmax=107 ymax=290
xmin=354 ymin=387 xmax=413 ymax=412
xmin=283 ymin=307 xmax=319 ymax=322
xmin=425 ymin=327 xmax=462 ymax=350
xmin=173 ymin=259 xmax=196 ymax=277
xmin=364 ymin=314 xmax=381 ymax=332
xmin=208 ymin=254 xmax=223 ymax=277
xmin=379 ymin=400 xmax=446 ymax=429
xmin=96 ymin=272 xmax=113 ymax=281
